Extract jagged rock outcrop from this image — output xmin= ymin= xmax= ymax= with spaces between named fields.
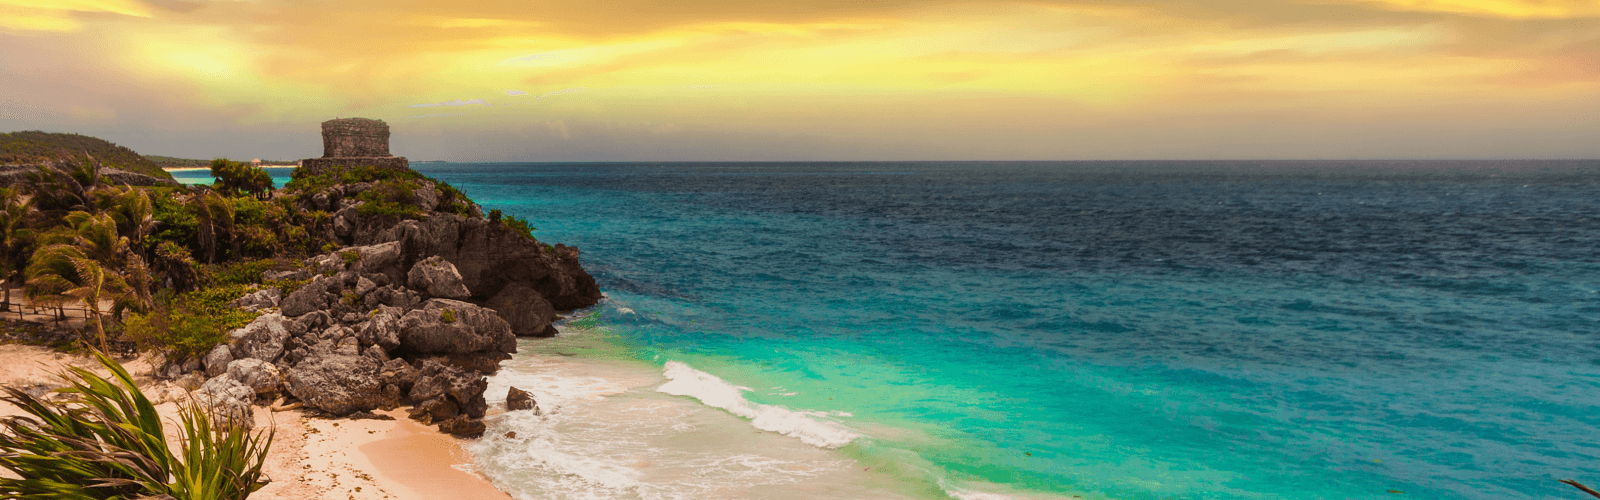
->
xmin=397 ymin=299 xmax=514 ymax=354
xmin=506 ymin=386 xmax=537 ymax=412
xmin=408 ymin=256 xmax=471 ymax=299
xmin=286 ymin=354 xmax=394 ymax=416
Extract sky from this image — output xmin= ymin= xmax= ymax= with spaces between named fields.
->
xmin=0 ymin=0 xmax=1596 ymax=161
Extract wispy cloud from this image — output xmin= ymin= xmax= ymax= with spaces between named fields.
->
xmin=505 ymin=90 xmax=529 ymax=96
xmin=536 ymin=88 xmax=585 ymax=99
xmin=408 ymin=99 xmax=489 ymax=108
xmin=405 ymin=112 xmax=469 ymax=119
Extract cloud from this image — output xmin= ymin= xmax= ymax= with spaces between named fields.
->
xmin=505 ymin=90 xmax=528 ymax=96
xmin=405 ymin=112 xmax=468 ymax=119
xmin=0 ymin=0 xmax=152 ymax=31
xmin=536 ymin=88 xmax=585 ymax=99
xmin=407 ymin=99 xmax=489 ymax=108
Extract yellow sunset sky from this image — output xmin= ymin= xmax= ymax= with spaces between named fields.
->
xmin=1 ymin=0 xmax=1596 ymax=160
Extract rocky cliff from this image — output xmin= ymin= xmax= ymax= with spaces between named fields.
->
xmin=159 ymin=165 xmax=601 ymax=436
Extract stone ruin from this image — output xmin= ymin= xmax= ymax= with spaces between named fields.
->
xmin=298 ymin=118 xmax=410 ymax=176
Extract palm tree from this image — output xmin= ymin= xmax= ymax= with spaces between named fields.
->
xmin=26 ymin=244 xmax=134 ymax=353
xmin=24 ymin=156 xmax=106 ymax=216
xmin=96 ymin=185 xmax=158 ymax=259
xmin=190 ymin=192 xmax=236 ymax=264
xmin=0 ymin=187 xmax=34 ymax=313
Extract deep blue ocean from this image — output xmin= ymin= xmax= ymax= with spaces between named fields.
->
xmin=225 ymin=161 xmax=1600 ymax=499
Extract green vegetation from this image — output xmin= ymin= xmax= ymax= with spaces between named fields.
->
xmin=0 ymin=352 xmax=272 ymax=499
xmin=487 ymin=209 xmax=535 ymax=240
xmin=0 ymin=131 xmax=173 ymax=181
xmin=355 ymin=179 xmax=424 ymax=219
xmin=209 ymin=158 xmax=273 ymax=199
xmin=440 ymin=309 xmax=456 ymax=323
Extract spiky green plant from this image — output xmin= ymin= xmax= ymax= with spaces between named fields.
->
xmin=0 ymin=352 xmax=272 ymax=499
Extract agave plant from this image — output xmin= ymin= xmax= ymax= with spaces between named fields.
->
xmin=0 ymin=352 xmax=272 ymax=499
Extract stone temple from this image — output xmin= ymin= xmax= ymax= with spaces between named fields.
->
xmin=298 ymin=118 xmax=410 ymax=176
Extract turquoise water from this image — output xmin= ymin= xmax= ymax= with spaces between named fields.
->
xmin=169 ymin=166 xmax=293 ymax=188
xmin=311 ymin=162 xmax=1600 ymax=499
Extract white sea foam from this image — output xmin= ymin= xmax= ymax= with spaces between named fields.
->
xmin=656 ymin=361 xmax=861 ymax=448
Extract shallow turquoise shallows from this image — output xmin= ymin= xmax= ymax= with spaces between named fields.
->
xmin=319 ymin=162 xmax=1600 ymax=499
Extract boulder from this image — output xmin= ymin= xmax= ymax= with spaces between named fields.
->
xmin=226 ymin=358 xmax=284 ymax=398
xmin=350 ymin=241 xmax=404 ymax=279
xmin=436 ymin=415 xmax=485 ymax=437
xmin=285 ymin=355 xmax=391 ymax=416
xmin=203 ymin=344 xmax=232 ymax=378
xmin=280 ymin=276 xmax=343 ymax=317
xmin=379 ymin=358 xmax=419 ymax=391
xmin=484 ymin=282 xmax=556 ymax=337
xmin=357 ymin=305 xmax=404 ymax=351
xmin=407 ymin=256 xmax=471 ymax=299
xmin=193 ymin=376 xmax=255 ymax=430
xmin=408 ymin=359 xmax=488 ymax=419
xmin=396 ymin=299 xmax=515 ymax=355
xmin=229 ymin=287 xmax=280 ymax=312
xmin=506 ymin=386 xmax=537 ymax=412
xmin=228 ymin=312 xmax=291 ymax=363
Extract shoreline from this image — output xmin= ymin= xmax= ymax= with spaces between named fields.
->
xmin=0 ymin=343 xmax=512 ymax=500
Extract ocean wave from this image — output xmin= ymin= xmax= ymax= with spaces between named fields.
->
xmin=656 ymin=361 xmax=860 ymax=448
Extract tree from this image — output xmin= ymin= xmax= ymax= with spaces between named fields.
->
xmin=210 ymin=159 xmax=273 ymax=199
xmin=95 ymin=185 xmax=158 ymax=259
xmin=25 ymin=243 xmax=134 ymax=353
xmin=0 ymin=187 xmax=34 ymax=312
xmin=24 ymin=156 xmax=107 ymax=216
xmin=190 ymin=192 xmax=236 ymax=264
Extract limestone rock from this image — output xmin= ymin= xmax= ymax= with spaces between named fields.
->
xmin=203 ymin=344 xmax=232 ymax=378
xmin=226 ymin=358 xmax=284 ymax=398
xmin=506 ymin=386 xmax=537 ymax=412
xmin=436 ymin=415 xmax=485 ymax=437
xmin=357 ymin=305 xmax=404 ymax=351
xmin=396 ymin=299 xmax=515 ymax=355
xmin=280 ymin=276 xmax=343 ymax=317
xmin=229 ymin=287 xmax=280 ymax=312
xmin=228 ymin=312 xmax=291 ymax=363
xmin=286 ymin=354 xmax=390 ymax=416
xmin=485 ymin=282 xmax=556 ymax=337
xmin=193 ymin=376 xmax=255 ymax=430
xmin=408 ymin=359 xmax=488 ymax=419
xmin=407 ymin=256 xmax=471 ymax=299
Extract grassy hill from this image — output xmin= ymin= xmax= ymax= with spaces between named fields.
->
xmin=0 ymin=131 xmax=174 ymax=181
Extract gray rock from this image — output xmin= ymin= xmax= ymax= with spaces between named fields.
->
xmin=174 ymin=372 xmax=205 ymax=392
xmin=203 ymin=344 xmax=232 ymax=378
xmin=349 ymin=241 xmax=404 ymax=282
xmin=379 ymin=358 xmax=419 ymax=391
xmin=397 ymin=299 xmax=515 ymax=354
xmin=286 ymin=355 xmax=391 ymax=416
xmin=506 ymin=386 xmax=537 ymax=412
xmin=229 ymin=312 xmax=290 ymax=363
xmin=226 ymin=358 xmax=284 ymax=398
xmin=193 ymin=376 xmax=255 ymax=430
xmin=357 ymin=305 xmax=404 ymax=351
xmin=355 ymin=276 xmax=377 ymax=297
xmin=485 ymin=282 xmax=556 ymax=337
xmin=263 ymin=269 xmax=311 ymax=282
xmin=280 ymin=276 xmax=343 ymax=317
xmin=408 ymin=359 xmax=488 ymax=419
xmin=229 ymin=287 xmax=281 ymax=312
xmin=407 ymin=256 xmax=471 ymax=299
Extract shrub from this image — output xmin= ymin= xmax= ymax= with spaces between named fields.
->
xmin=125 ymin=284 xmax=259 ymax=361
xmin=500 ymin=214 xmax=535 ymax=240
xmin=0 ymin=352 xmax=272 ymax=499
xmin=355 ymin=179 xmax=424 ymax=219
xmin=440 ymin=309 xmax=456 ymax=323
xmin=339 ymin=250 xmax=360 ymax=264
